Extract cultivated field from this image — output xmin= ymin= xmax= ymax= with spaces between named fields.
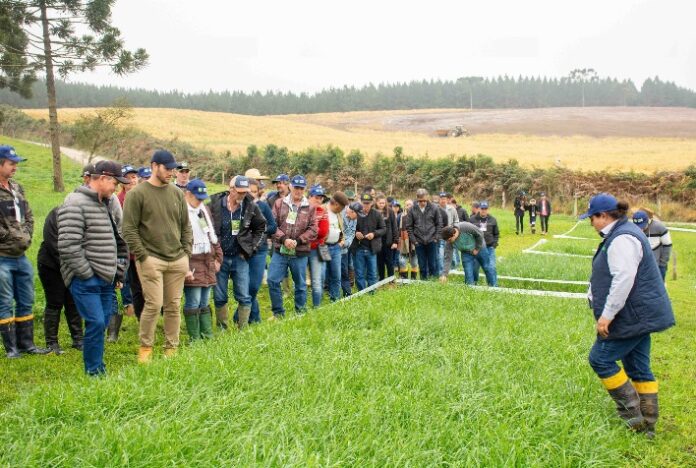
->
xmin=22 ymin=107 xmax=696 ymax=172
xmin=1 ymin=138 xmax=695 ymax=465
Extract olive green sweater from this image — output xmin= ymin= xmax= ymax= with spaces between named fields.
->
xmin=122 ymin=182 xmax=192 ymax=262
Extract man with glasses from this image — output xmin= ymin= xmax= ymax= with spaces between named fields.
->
xmin=0 ymin=145 xmax=49 ymax=358
xmin=404 ymin=188 xmax=442 ymax=280
xmin=57 ymin=160 xmax=130 ymax=374
xmin=350 ymin=193 xmax=386 ymax=291
xmin=123 ymin=150 xmax=192 ymax=363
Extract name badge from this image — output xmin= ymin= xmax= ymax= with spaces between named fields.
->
xmin=230 ymin=219 xmax=241 ymax=235
xmin=479 ymin=222 xmax=487 ymax=232
xmin=198 ymin=217 xmax=209 ymax=232
xmin=286 ymin=210 xmax=298 ymax=225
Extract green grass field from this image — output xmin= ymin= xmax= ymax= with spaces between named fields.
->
xmin=1 ymin=137 xmax=695 ymax=466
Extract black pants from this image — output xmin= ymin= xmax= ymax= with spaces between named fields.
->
xmin=127 ymin=261 xmax=145 ymax=320
xmin=377 ymin=243 xmax=395 ymax=280
xmin=515 ymin=212 xmax=525 ymax=234
xmin=37 ymin=262 xmax=82 ymax=343
xmin=540 ymin=215 xmax=549 ymax=233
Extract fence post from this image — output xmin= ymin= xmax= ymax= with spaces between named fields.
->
xmin=573 ymin=193 xmax=578 ymax=217
xmin=671 ymin=251 xmax=677 ymax=281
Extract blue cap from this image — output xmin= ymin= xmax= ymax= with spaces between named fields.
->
xmin=137 ymin=167 xmax=152 ymax=178
xmin=579 ymin=193 xmax=618 ymax=220
xmin=272 ymin=174 xmax=290 ymax=183
xmin=439 ymin=192 xmax=448 ymax=198
xmin=0 ymin=145 xmax=26 ymax=162
xmin=186 ymin=179 xmax=209 ymax=200
xmin=121 ymin=164 xmax=138 ymax=176
xmin=348 ymin=201 xmax=363 ymax=214
xmin=632 ymin=210 xmax=650 ymax=229
xmin=233 ymin=175 xmax=250 ymax=192
xmin=291 ymin=175 xmax=307 ymax=188
xmin=150 ymin=150 xmax=179 ymax=170
xmin=480 ymin=201 xmax=489 ymax=209
xmin=308 ymin=184 xmax=326 ymax=198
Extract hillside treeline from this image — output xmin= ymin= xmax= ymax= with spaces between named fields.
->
xmin=1 ymin=75 xmax=695 ymax=115
xmin=3 ymin=104 xmax=696 ymax=218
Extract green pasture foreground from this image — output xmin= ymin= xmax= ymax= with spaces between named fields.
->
xmin=1 ymin=137 xmax=695 ymax=465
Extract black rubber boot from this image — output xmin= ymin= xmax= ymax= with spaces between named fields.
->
xmin=608 ymin=381 xmax=646 ymax=431
xmin=639 ymin=393 xmax=659 ymax=439
xmin=1 ymin=323 xmax=21 ymax=358
xmin=106 ymin=314 xmax=123 ymax=343
xmin=399 ymin=271 xmax=408 ymax=279
xmin=65 ymin=303 xmax=84 ymax=350
xmin=410 ymin=271 xmax=418 ymax=280
xmin=43 ymin=308 xmax=64 ymax=355
xmin=15 ymin=319 xmax=50 ymax=355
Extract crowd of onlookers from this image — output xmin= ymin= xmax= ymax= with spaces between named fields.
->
xmin=0 ymin=145 xmax=672 ymax=378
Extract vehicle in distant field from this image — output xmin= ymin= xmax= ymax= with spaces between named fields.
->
xmin=434 ymin=125 xmax=470 ymax=137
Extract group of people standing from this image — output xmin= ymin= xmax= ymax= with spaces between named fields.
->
xmin=513 ymin=190 xmax=552 ymax=235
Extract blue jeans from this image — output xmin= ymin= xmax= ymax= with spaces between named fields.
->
xmin=437 ymin=240 xmax=445 ymax=274
xmin=341 ymin=252 xmax=353 ymax=297
xmin=0 ymin=255 xmax=34 ymax=320
xmin=415 ymin=242 xmax=439 ymax=280
xmin=589 ymin=334 xmax=654 ymax=381
xmin=213 ymin=254 xmax=251 ymax=308
xmin=353 ymin=248 xmax=377 ymax=291
xmin=119 ymin=267 xmax=132 ymax=308
xmin=325 ymin=244 xmax=342 ymax=302
xmin=267 ymin=253 xmax=308 ymax=316
xmin=659 ymin=265 xmax=667 ymax=281
xmin=462 ymin=248 xmax=497 ymax=286
xmin=183 ymin=286 xmax=211 ymax=309
xmin=308 ymin=249 xmax=326 ymax=307
xmin=69 ymin=276 xmax=114 ymax=375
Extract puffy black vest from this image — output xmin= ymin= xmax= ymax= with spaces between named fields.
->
xmin=590 ymin=218 xmax=675 ymax=339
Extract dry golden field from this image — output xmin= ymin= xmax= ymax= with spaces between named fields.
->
xmin=23 ymin=107 xmax=696 ymax=172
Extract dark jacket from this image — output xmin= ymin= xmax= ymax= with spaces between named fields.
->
xmin=469 ymin=213 xmax=500 ymax=248
xmin=537 ymin=198 xmax=552 ymax=217
xmin=37 ymin=206 xmax=61 ymax=270
xmin=209 ymin=191 xmax=267 ymax=260
xmin=590 ymin=218 xmax=674 ymax=340
xmin=379 ymin=209 xmax=399 ymax=248
xmin=0 ymin=180 xmax=33 ymax=257
xmin=456 ymin=206 xmax=469 ymax=222
xmin=514 ymin=196 xmax=526 ymax=215
xmin=350 ymin=208 xmax=386 ymax=254
xmin=272 ymin=194 xmax=318 ymax=255
xmin=404 ymin=201 xmax=442 ymax=246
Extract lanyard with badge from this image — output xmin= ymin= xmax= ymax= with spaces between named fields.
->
xmin=229 ymin=199 xmax=243 ymax=235
xmin=11 ymin=188 xmax=22 ymax=223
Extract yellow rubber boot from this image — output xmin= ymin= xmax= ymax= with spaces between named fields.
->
xmin=138 ymin=346 xmax=153 ymax=364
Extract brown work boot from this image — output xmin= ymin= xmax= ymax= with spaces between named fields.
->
xmin=138 ymin=346 xmax=153 ymax=364
xmin=215 ymin=304 xmax=229 ymax=330
xmin=163 ymin=347 xmax=177 ymax=358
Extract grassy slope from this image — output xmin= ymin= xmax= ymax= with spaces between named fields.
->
xmin=0 ymin=138 xmax=694 ymax=465
xmin=22 ymin=108 xmax=696 ymax=172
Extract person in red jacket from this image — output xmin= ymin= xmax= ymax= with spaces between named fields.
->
xmin=308 ymin=184 xmax=329 ymax=307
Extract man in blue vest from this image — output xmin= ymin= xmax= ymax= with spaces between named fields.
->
xmin=581 ymin=193 xmax=674 ymax=438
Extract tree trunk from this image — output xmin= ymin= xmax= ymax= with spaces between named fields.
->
xmin=39 ymin=1 xmax=64 ymax=192
xmin=501 ymin=189 xmax=506 ymax=209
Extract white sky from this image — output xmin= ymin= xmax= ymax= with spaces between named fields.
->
xmin=67 ymin=0 xmax=696 ymax=94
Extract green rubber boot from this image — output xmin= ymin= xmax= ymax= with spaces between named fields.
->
xmin=183 ymin=308 xmax=201 ymax=342
xmin=199 ymin=306 xmax=214 ymax=340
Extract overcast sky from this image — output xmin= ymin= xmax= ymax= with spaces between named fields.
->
xmin=68 ymin=0 xmax=696 ymax=94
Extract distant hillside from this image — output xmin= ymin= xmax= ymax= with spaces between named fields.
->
xmin=2 ymin=74 xmax=695 ymax=116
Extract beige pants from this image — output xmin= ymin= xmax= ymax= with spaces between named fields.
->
xmin=137 ymin=255 xmax=188 ymax=349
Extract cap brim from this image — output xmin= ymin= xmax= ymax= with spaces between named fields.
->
xmin=234 ymin=187 xmax=250 ymax=193
xmin=115 ymin=176 xmax=131 ymax=184
xmin=164 ymin=162 xmax=179 ymax=169
xmin=194 ymin=193 xmax=209 ymax=200
xmin=291 ymin=184 xmax=306 ymax=188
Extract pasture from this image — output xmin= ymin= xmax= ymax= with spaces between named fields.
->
xmin=0 ymin=138 xmax=694 ymax=466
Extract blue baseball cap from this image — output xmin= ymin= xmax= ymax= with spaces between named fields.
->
xmin=150 ymin=150 xmax=179 ymax=169
xmin=0 ymin=145 xmax=26 ymax=162
xmin=291 ymin=175 xmax=307 ymax=188
xmin=632 ymin=210 xmax=650 ymax=229
xmin=137 ymin=167 xmax=152 ymax=178
xmin=233 ymin=175 xmax=250 ymax=192
xmin=348 ymin=201 xmax=363 ymax=214
xmin=579 ymin=193 xmax=618 ymax=220
xmin=308 ymin=184 xmax=325 ymax=196
xmin=272 ymin=174 xmax=290 ymax=183
xmin=121 ymin=164 xmax=138 ymax=176
xmin=186 ymin=179 xmax=209 ymax=200
xmin=480 ymin=201 xmax=489 ymax=209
